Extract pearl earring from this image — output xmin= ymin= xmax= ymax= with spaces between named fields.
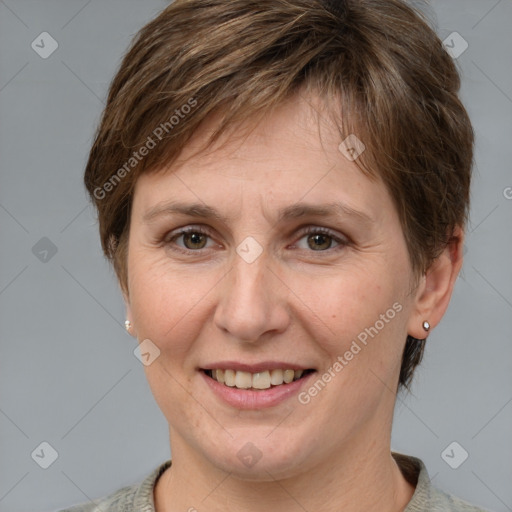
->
xmin=125 ymin=320 xmax=132 ymax=332
xmin=422 ymin=321 xmax=430 ymax=332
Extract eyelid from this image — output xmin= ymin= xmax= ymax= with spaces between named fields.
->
xmin=164 ymin=224 xmax=213 ymax=241
xmin=164 ymin=225 xmax=218 ymax=251
xmin=291 ymin=225 xmax=349 ymax=250
xmin=163 ymin=224 xmax=349 ymax=254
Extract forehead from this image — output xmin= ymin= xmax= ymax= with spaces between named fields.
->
xmin=132 ymin=93 xmax=393 ymax=225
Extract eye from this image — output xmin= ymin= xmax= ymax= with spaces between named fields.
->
xmin=181 ymin=231 xmax=208 ymax=250
xmin=293 ymin=227 xmax=347 ymax=252
xmin=163 ymin=225 xmax=348 ymax=255
xmin=165 ymin=226 xmax=216 ymax=252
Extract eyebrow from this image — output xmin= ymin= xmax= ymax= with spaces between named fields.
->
xmin=142 ymin=200 xmax=373 ymax=225
xmin=143 ymin=201 xmax=230 ymax=224
xmin=276 ymin=202 xmax=373 ymax=225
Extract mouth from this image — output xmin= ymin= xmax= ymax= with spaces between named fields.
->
xmin=202 ymin=368 xmax=315 ymax=391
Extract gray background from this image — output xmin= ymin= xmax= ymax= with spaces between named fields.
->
xmin=0 ymin=1 xmax=510 ymax=511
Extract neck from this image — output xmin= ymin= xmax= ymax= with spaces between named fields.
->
xmin=154 ymin=431 xmax=415 ymax=512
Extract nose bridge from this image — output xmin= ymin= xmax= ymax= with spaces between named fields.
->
xmin=214 ymin=247 xmax=288 ymax=342
xmin=233 ymin=254 xmax=267 ymax=304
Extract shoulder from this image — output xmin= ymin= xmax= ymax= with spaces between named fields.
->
xmin=56 ymin=482 xmax=137 ymax=512
xmin=56 ymin=460 xmax=171 ymax=512
xmin=428 ymin=485 xmax=491 ymax=512
xmin=392 ymin=453 xmax=490 ymax=512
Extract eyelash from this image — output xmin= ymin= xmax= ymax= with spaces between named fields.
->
xmin=164 ymin=225 xmax=348 ymax=255
xmin=291 ymin=227 xmax=348 ymax=254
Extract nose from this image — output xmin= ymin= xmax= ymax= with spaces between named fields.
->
xmin=213 ymin=250 xmax=290 ymax=343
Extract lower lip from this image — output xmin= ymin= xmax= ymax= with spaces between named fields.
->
xmin=201 ymin=371 xmax=315 ymax=410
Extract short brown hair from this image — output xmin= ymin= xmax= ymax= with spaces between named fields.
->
xmin=84 ymin=0 xmax=474 ymax=389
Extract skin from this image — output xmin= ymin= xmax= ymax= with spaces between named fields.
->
xmin=124 ymin=92 xmax=463 ymax=512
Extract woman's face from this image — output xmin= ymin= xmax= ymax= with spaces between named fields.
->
xmin=126 ymin=94 xmax=422 ymax=479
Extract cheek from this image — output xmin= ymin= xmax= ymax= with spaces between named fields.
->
xmin=290 ymin=263 xmax=410 ymax=405
xmin=127 ymin=256 xmax=217 ymax=425
xmin=300 ymin=272 xmax=407 ymax=413
xmin=127 ymin=253 xmax=219 ymax=359
xmin=292 ymin=263 xmax=406 ymax=349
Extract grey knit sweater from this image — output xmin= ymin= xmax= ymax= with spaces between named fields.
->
xmin=57 ymin=454 xmax=490 ymax=511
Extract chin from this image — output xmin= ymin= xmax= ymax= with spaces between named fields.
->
xmin=199 ymin=429 xmax=317 ymax=481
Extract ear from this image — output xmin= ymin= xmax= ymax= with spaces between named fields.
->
xmin=123 ymin=290 xmax=134 ymax=336
xmin=407 ymin=226 xmax=464 ymax=339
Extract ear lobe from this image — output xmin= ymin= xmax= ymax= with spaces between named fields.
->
xmin=407 ymin=227 xmax=464 ymax=339
xmin=123 ymin=292 xmax=134 ymax=334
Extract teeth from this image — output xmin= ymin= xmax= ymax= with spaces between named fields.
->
xmin=215 ymin=369 xmax=225 ymax=384
xmin=235 ymin=371 xmax=252 ymax=389
xmin=208 ymin=368 xmax=308 ymax=390
xmin=252 ymin=371 xmax=271 ymax=390
xmin=224 ymin=369 xmax=236 ymax=387
xmin=283 ymin=369 xmax=294 ymax=383
xmin=270 ymin=369 xmax=283 ymax=385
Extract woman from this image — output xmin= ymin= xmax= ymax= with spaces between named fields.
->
xmin=61 ymin=0 xmax=486 ymax=510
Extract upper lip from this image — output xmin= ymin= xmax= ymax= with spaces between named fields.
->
xmin=200 ymin=361 xmax=315 ymax=373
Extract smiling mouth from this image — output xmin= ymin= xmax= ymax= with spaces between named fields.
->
xmin=203 ymin=368 xmax=315 ymax=390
